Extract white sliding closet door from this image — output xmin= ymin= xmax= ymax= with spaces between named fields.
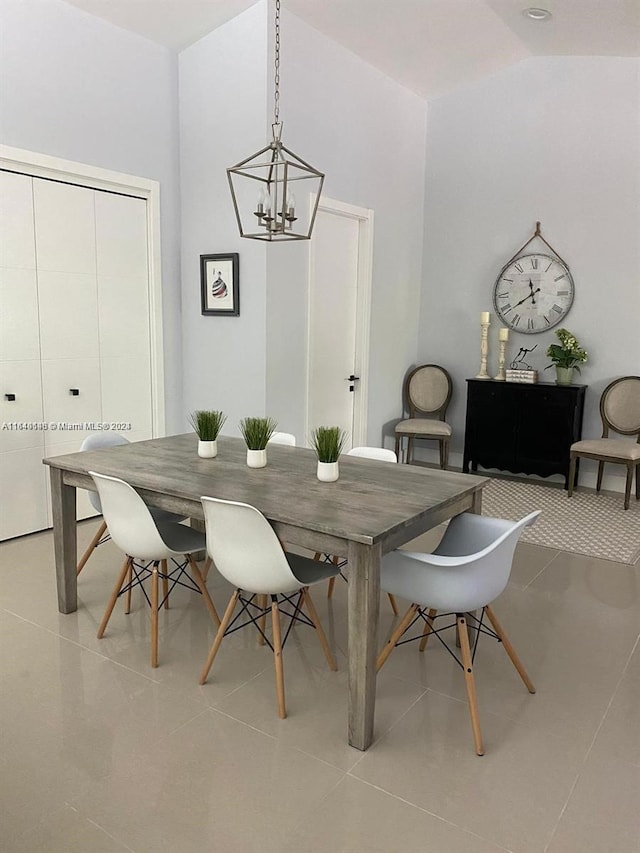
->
xmin=0 ymin=169 xmax=156 ymax=538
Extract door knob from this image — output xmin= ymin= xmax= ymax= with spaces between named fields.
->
xmin=69 ymin=388 xmax=80 ymax=396
xmin=4 ymin=393 xmax=15 ymax=401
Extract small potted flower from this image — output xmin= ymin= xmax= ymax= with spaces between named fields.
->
xmin=190 ymin=410 xmax=226 ymax=458
xmin=545 ymin=328 xmax=588 ymax=385
xmin=311 ymin=426 xmax=347 ymax=482
xmin=239 ymin=416 xmax=277 ymax=468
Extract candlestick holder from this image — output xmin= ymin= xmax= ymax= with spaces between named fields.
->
xmin=494 ymin=339 xmax=507 ymax=381
xmin=475 ymin=320 xmax=490 ymax=379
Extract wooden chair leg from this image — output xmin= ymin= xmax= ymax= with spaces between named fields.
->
xmin=443 ymin=440 xmax=450 ymax=470
xmin=199 ymin=590 xmax=240 ymax=684
xmin=624 ymin=464 xmax=633 ymax=510
xmin=97 ymin=556 xmax=131 ymax=638
xmin=202 ymin=556 xmax=212 ymax=582
xmin=124 ymin=561 xmax=132 ymax=614
xmin=327 ymin=576 xmax=336 ymax=598
xmin=394 ymin=434 xmax=401 ymax=462
xmin=596 ymin=460 xmax=605 ymax=492
xmin=76 ymin=520 xmax=107 ymax=575
xmin=419 ymin=608 xmax=438 ymax=652
xmin=271 ymin=597 xmax=286 ymax=719
xmin=439 ymin=439 xmax=445 ymax=469
xmin=387 ymin=593 xmax=399 ymax=615
xmin=257 ymin=594 xmax=267 ymax=644
xmin=161 ymin=558 xmax=169 ymax=609
xmin=636 ymin=463 xmax=640 ymax=501
xmin=302 ymin=587 xmax=337 ymax=671
xmin=567 ymin=455 xmax=577 ymax=497
xmin=484 ymin=605 xmax=535 ymax=694
xmin=376 ymin=603 xmax=419 ymax=672
xmin=457 ymin=614 xmax=484 ymax=756
xmin=407 ymin=436 xmax=414 ymax=464
xmin=150 ymin=562 xmax=159 ymax=668
xmin=187 ymin=555 xmax=220 ymax=626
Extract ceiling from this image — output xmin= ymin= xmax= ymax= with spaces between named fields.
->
xmin=62 ymin=0 xmax=640 ymax=98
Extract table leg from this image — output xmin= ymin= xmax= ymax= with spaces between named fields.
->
xmin=347 ymin=541 xmax=381 ymax=751
xmin=49 ymin=467 xmax=78 ymax=614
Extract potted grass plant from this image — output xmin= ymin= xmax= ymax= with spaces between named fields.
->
xmin=190 ymin=410 xmax=226 ymax=458
xmin=239 ymin=416 xmax=278 ymax=468
xmin=311 ymin=426 xmax=347 ymax=482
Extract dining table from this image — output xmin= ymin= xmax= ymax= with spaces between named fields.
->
xmin=44 ymin=433 xmax=487 ymax=751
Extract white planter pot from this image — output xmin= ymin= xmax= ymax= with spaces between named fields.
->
xmin=317 ymin=461 xmax=339 ymax=482
xmin=247 ymin=448 xmax=267 ymax=468
xmin=198 ymin=439 xmax=218 ymax=458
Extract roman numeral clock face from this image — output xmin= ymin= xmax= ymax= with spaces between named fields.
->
xmin=493 ymin=253 xmax=574 ymax=334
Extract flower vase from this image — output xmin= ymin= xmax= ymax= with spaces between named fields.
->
xmin=555 ymin=366 xmax=574 ymax=386
xmin=317 ymin=461 xmax=339 ymax=482
xmin=247 ymin=449 xmax=267 ymax=468
xmin=198 ymin=439 xmax=218 ymax=458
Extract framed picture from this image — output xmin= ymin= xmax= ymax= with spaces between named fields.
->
xmin=200 ymin=253 xmax=239 ymax=316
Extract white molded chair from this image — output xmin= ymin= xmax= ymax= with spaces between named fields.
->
xmin=77 ymin=433 xmax=185 ymax=575
xmin=377 ymin=510 xmax=540 ymax=755
xmin=199 ymin=496 xmax=339 ymax=718
xmin=90 ymin=472 xmax=220 ymax=667
xmin=319 ymin=446 xmax=399 ymax=614
xmin=268 ymin=432 xmax=297 ymax=446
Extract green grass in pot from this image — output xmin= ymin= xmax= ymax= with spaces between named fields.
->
xmin=189 ymin=410 xmax=226 ymax=441
xmin=239 ymin=417 xmax=278 ymax=450
xmin=311 ymin=426 xmax=347 ymax=463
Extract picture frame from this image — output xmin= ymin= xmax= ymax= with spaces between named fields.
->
xmin=200 ymin=253 xmax=240 ymax=316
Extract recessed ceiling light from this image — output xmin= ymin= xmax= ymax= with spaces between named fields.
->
xmin=523 ymin=7 xmax=552 ymax=20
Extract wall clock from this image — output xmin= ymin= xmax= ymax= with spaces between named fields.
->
xmin=492 ymin=223 xmax=575 ymax=335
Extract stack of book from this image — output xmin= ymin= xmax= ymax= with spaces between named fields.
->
xmin=506 ymin=369 xmax=538 ymax=384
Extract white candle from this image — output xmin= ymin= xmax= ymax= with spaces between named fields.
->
xmin=480 ymin=311 xmax=490 ymax=324
xmin=499 ymin=327 xmax=509 ymax=342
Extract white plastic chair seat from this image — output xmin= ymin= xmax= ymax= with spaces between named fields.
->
xmin=570 ymin=438 xmax=640 ymax=461
xmin=268 ymin=432 xmax=297 ymax=446
xmin=395 ymin=418 xmax=452 ymax=437
xmin=348 ymin=446 xmax=397 ymax=462
xmin=154 ymin=520 xmax=206 ymax=558
xmin=287 ymin=552 xmax=343 ymax=586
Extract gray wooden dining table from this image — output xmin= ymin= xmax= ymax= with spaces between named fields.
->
xmin=44 ymin=433 xmax=487 ymax=751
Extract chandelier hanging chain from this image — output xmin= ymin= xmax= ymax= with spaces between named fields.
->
xmin=273 ymin=0 xmax=281 ymax=127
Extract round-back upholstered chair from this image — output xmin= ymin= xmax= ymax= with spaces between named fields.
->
xmin=395 ymin=365 xmax=453 ymax=467
xmin=568 ymin=376 xmax=640 ymax=510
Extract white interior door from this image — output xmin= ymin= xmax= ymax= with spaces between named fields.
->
xmin=306 ymin=200 xmax=372 ymax=449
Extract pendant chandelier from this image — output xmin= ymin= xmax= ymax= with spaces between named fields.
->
xmin=227 ymin=0 xmax=324 ymax=241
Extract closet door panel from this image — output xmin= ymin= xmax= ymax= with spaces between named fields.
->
xmin=33 ymin=180 xmax=95 ymax=274
xmin=97 ymin=275 xmax=150 ymax=359
xmin=0 ymin=268 xmax=41 ymax=361
xmin=100 ymin=356 xmax=152 ymax=435
xmin=0 ymin=171 xmax=35 ymax=269
xmin=0 ymin=361 xmax=44 ymax=452
xmin=37 ymin=271 xmax=99 ymax=360
xmin=0 ymin=448 xmax=49 ymax=540
xmin=95 ymin=194 xmax=147 ymax=278
xmin=41 ymin=358 xmax=102 ymax=448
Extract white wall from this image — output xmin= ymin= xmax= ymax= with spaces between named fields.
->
xmin=0 ymin=0 xmax=183 ymax=432
xmin=179 ymin=3 xmax=268 ymax=433
xmin=265 ymin=8 xmax=428 ymax=446
xmin=419 ymin=56 xmax=640 ymax=488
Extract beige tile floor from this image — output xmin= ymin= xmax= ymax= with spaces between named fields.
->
xmin=1 ymin=519 xmax=639 ymax=853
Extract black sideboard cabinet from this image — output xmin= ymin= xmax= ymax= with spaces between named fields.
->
xmin=462 ymin=379 xmax=587 ymax=489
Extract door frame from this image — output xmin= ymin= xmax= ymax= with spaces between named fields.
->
xmin=305 ymin=195 xmax=374 ymax=448
xmin=0 ymin=144 xmax=165 ymax=436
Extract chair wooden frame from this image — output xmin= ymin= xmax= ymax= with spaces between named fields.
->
xmin=568 ymin=375 xmax=640 ymax=510
xmin=395 ymin=364 xmax=453 ymax=468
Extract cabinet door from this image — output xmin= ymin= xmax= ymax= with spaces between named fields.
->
xmin=0 ymin=171 xmax=35 ymax=269
xmin=0 ymin=361 xmax=44 ymax=452
xmin=41 ymin=358 xmax=102 ymax=448
xmin=0 ymin=447 xmax=49 ymax=540
xmin=516 ymin=388 xmax=576 ymax=474
xmin=466 ymin=384 xmax=517 ymax=471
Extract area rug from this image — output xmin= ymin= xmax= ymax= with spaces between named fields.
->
xmin=480 ymin=476 xmax=640 ymax=565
